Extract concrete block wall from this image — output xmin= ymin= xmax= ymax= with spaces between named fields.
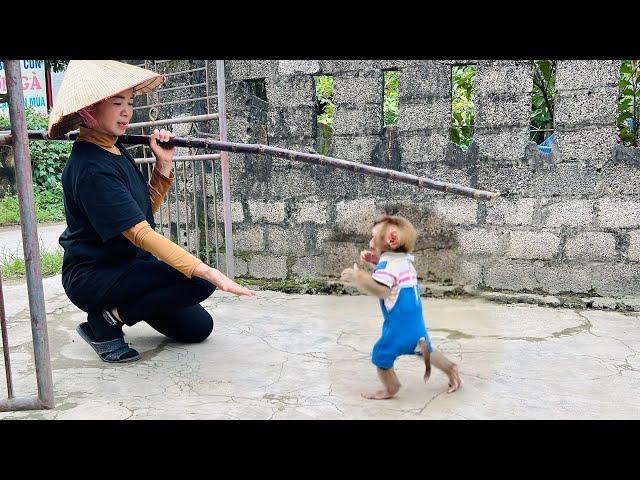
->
xmin=161 ymin=59 xmax=640 ymax=297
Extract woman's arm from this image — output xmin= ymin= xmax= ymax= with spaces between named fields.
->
xmin=131 ymin=129 xmax=254 ymax=297
xmin=147 ymin=128 xmax=175 ymax=214
xmin=148 ymin=168 xmax=174 ymax=214
xmin=123 ymin=221 xmax=255 ymax=297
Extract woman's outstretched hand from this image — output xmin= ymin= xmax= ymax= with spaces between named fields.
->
xmin=193 ymin=263 xmax=256 ymax=297
xmin=215 ymin=274 xmax=257 ymax=297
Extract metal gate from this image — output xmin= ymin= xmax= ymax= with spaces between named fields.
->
xmin=127 ymin=60 xmax=234 ymax=276
xmin=0 ymin=60 xmax=54 ymax=411
xmin=0 ymin=59 xmax=235 ymax=412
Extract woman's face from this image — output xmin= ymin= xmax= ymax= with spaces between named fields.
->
xmin=91 ymin=88 xmax=134 ymax=136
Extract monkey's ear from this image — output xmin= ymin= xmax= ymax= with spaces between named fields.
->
xmin=387 ymin=229 xmax=400 ymax=249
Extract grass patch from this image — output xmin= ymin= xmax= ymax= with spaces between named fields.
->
xmin=1 ymin=246 xmax=64 ymax=279
xmin=0 ymin=183 xmax=65 ymax=226
xmin=0 ymin=195 xmax=20 ymax=224
xmin=236 ymin=277 xmax=348 ymax=295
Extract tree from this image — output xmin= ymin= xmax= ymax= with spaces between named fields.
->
xmin=44 ymin=60 xmax=69 ymax=73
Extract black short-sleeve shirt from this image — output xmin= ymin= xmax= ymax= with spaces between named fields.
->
xmin=59 ymin=140 xmax=155 ymax=311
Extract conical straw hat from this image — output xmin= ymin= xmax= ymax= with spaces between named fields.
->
xmin=47 ymin=60 xmax=164 ymax=139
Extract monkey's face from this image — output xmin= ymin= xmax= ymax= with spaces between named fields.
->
xmin=368 ymin=223 xmax=385 ymax=255
xmin=369 ymin=223 xmax=399 ymax=255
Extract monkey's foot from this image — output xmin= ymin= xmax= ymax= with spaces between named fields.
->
xmin=446 ymin=364 xmax=462 ymax=393
xmin=361 ymin=388 xmax=398 ymax=400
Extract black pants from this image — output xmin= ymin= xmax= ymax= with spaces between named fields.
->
xmin=95 ymin=259 xmax=215 ymax=343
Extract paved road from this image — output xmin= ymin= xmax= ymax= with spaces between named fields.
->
xmin=0 ymin=222 xmax=66 ymax=260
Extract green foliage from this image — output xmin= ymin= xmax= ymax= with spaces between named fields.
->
xmin=383 ymin=70 xmax=398 ymax=126
xmin=29 ymin=137 xmax=70 ymax=189
xmin=314 ymin=72 xmax=400 ymax=129
xmin=314 ymin=75 xmax=335 ymax=155
xmin=530 ymin=60 xmax=557 ymax=144
xmin=1 ymin=246 xmax=64 ymax=278
xmin=1 ymin=255 xmax=24 ymax=277
xmin=0 ymin=183 xmax=65 ymax=225
xmin=450 ymin=65 xmax=476 ymax=150
xmin=45 ymin=60 xmax=69 ymax=73
xmin=34 ymin=182 xmax=65 ymax=222
xmin=0 ymin=195 xmax=20 ymax=224
xmin=314 ymin=75 xmax=334 ymax=126
xmin=618 ymin=60 xmax=639 ymax=147
xmin=1 ymin=107 xmax=71 ymax=189
xmin=25 ymin=108 xmax=71 ymax=189
xmin=40 ymin=247 xmax=64 ymax=276
xmin=0 ymin=108 xmax=67 ymax=225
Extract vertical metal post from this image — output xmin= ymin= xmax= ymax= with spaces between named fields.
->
xmin=0 ymin=274 xmax=14 ymax=399
xmin=191 ymin=158 xmax=199 ymax=258
xmin=203 ymin=62 xmax=212 ymax=266
xmin=216 ymin=60 xmax=234 ymax=278
xmin=173 ymin=159 xmax=181 ymax=245
xmin=211 ymin=159 xmax=220 ymax=269
xmin=182 ymin=160 xmax=190 ymax=253
xmin=2 ymin=60 xmax=54 ymax=409
xmin=200 ymin=160 xmax=210 ymax=265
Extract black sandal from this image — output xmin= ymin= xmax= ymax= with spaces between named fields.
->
xmin=76 ymin=322 xmax=140 ymax=363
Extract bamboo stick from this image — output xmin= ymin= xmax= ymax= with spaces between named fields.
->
xmin=0 ymin=130 xmax=501 ymax=201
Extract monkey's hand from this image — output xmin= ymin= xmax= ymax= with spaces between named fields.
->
xmin=340 ymin=263 xmax=361 ymax=283
xmin=341 ymin=263 xmax=391 ymax=299
xmin=360 ymin=249 xmax=380 ymax=265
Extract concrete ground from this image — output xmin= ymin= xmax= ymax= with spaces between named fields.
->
xmin=1 ymin=274 xmax=639 ymax=419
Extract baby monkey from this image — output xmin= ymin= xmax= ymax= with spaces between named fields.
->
xmin=341 ymin=215 xmax=461 ymax=400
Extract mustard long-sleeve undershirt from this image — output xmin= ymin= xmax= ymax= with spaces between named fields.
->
xmin=122 ymin=220 xmax=203 ymax=278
